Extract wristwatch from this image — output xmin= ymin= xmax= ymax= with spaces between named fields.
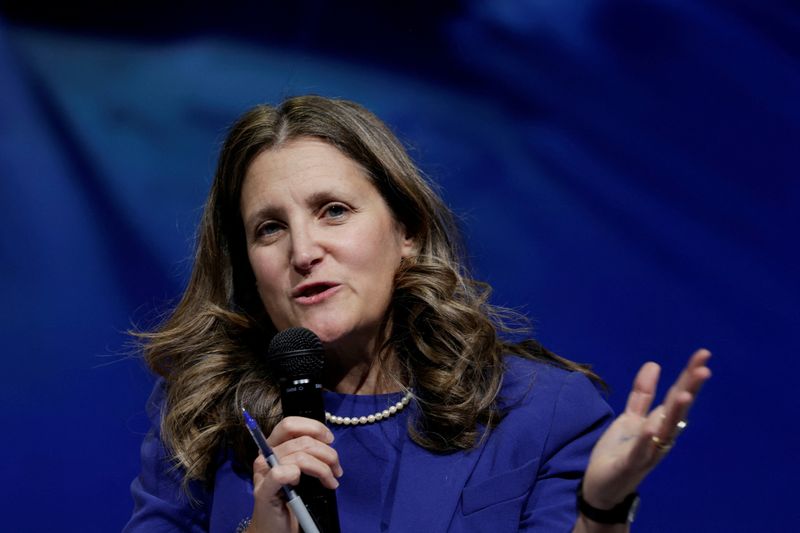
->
xmin=576 ymin=480 xmax=640 ymax=524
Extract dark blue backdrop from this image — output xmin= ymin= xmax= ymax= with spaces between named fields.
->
xmin=2 ymin=2 xmax=798 ymax=531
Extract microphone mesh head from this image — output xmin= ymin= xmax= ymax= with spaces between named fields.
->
xmin=266 ymin=327 xmax=324 ymax=379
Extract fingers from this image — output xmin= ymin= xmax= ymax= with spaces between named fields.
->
xmin=624 ymin=361 xmax=661 ymax=416
xmin=583 ymin=349 xmax=712 ymax=506
xmin=274 ymin=435 xmax=344 ymax=476
xmin=253 ymin=455 xmax=301 ymax=504
xmin=250 ymin=417 xmax=339 ymax=533
xmin=656 ymin=349 xmax=712 ymax=439
xmin=642 ymin=349 xmax=711 ymax=458
xmin=626 ymin=405 xmax=665 ymax=470
xmin=267 ymin=416 xmax=334 ymax=447
xmin=251 ymin=456 xmax=300 ymax=533
xmin=672 ymin=348 xmax=712 ymax=397
xmin=254 ymin=455 xmax=301 ymax=488
xmin=626 ymin=349 xmax=712 ymax=462
xmin=271 ymin=444 xmax=342 ymax=490
xmin=263 ymin=417 xmax=342 ymax=490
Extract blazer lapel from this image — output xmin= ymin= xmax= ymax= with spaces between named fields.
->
xmin=384 ymin=434 xmax=483 ymax=533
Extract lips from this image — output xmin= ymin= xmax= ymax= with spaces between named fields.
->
xmin=292 ymin=282 xmax=342 ymax=305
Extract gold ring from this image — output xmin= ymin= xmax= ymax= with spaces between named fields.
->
xmin=651 ymin=435 xmax=673 ymax=453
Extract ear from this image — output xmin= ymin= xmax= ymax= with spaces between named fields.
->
xmin=399 ymin=227 xmax=419 ymax=258
xmin=392 ymin=216 xmax=420 ymax=258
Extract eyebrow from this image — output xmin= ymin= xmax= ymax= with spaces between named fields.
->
xmin=304 ymin=189 xmax=344 ymax=208
xmin=243 ymin=205 xmax=279 ymax=230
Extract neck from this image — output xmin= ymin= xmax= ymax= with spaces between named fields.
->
xmin=322 ymin=338 xmax=403 ymax=395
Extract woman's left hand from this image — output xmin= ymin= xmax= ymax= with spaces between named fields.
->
xmin=580 ymin=348 xmax=712 ymax=511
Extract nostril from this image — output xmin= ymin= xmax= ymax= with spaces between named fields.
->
xmin=292 ymin=252 xmax=323 ymax=273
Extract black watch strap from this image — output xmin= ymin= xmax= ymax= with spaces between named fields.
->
xmin=576 ymin=479 xmax=640 ymax=524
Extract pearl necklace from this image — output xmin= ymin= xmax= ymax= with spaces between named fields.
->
xmin=325 ymin=391 xmax=413 ymax=426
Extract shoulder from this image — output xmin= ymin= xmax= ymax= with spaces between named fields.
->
xmin=467 ymin=355 xmax=612 ymax=492
xmin=450 ymin=356 xmax=612 ymax=530
xmin=125 ymin=377 xmax=213 ymax=532
xmin=493 ymin=355 xmax=613 ymax=444
xmin=500 ymin=355 xmax=607 ymax=410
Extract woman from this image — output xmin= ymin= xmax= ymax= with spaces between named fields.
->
xmin=125 ymin=95 xmax=710 ymax=532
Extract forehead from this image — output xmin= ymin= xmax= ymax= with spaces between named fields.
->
xmin=252 ymin=138 xmax=367 ymax=184
xmin=240 ymin=138 xmax=379 ymax=210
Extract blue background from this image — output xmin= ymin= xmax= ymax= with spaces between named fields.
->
xmin=1 ymin=2 xmax=798 ymax=531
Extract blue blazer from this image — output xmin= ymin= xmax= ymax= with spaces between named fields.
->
xmin=124 ymin=357 xmax=612 ymax=532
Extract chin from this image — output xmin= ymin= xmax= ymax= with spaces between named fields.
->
xmin=296 ymin=319 xmax=352 ymax=346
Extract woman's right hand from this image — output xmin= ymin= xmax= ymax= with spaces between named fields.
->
xmin=247 ymin=416 xmax=343 ymax=533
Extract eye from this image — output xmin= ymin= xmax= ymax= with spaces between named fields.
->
xmin=322 ymin=203 xmax=350 ymax=220
xmin=255 ymin=221 xmax=283 ymax=240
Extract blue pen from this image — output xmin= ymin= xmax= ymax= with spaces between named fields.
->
xmin=241 ymin=407 xmax=321 ymax=533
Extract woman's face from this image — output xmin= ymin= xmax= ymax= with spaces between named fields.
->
xmin=240 ymin=137 xmax=415 ymax=355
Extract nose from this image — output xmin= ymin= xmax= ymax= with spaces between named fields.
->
xmin=289 ymin=222 xmax=324 ymax=274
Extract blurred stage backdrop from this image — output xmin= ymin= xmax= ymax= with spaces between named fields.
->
xmin=1 ymin=1 xmax=798 ymax=531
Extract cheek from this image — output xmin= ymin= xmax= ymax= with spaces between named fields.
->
xmin=251 ymin=257 xmax=294 ymax=330
xmin=249 ymin=252 xmax=284 ymax=301
xmin=354 ymin=228 xmax=406 ymax=285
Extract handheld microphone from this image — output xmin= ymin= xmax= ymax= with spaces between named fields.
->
xmin=266 ymin=327 xmax=341 ymax=533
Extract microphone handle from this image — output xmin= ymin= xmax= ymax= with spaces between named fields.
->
xmin=280 ymin=379 xmax=341 ymax=533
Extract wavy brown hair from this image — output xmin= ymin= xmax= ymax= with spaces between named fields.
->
xmin=137 ymin=95 xmax=601 ymax=488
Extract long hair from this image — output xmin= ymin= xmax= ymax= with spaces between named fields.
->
xmin=136 ymin=95 xmax=601 ymax=487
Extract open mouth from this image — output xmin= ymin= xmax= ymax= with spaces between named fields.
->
xmin=293 ymin=283 xmax=341 ymax=304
